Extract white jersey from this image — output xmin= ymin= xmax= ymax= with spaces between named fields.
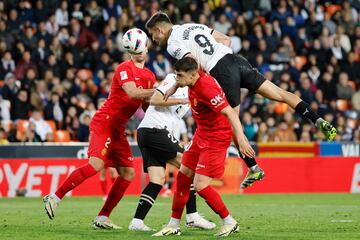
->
xmin=138 ymin=74 xmax=190 ymax=136
xmin=167 ymin=24 xmax=233 ymax=73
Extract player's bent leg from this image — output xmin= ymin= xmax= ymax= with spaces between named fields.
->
xmin=256 ymin=80 xmax=337 ymax=140
xmin=44 ymin=157 xmax=103 ymax=220
xmin=256 ymin=80 xmax=301 ymax=107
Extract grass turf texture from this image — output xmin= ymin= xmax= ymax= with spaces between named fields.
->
xmin=0 ymin=194 xmax=359 ymax=239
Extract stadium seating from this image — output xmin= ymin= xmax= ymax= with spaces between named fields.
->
xmin=54 ymin=130 xmax=71 ymax=142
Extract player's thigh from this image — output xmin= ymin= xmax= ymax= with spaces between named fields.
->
xmin=181 ymin=139 xmax=200 ymax=176
xmin=148 ymin=166 xmax=166 ymax=185
xmin=197 ymin=147 xmax=228 ymax=179
xmin=110 ymin=135 xmax=134 ymax=174
xmin=88 ymin=114 xmax=113 ymax=169
xmin=167 ymin=152 xmax=182 ymax=169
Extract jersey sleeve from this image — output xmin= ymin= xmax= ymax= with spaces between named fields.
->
xmin=156 ymin=74 xmax=176 ymax=95
xmin=200 ymin=77 xmax=229 ymax=113
xmin=115 ymin=64 xmax=135 ymax=86
xmin=167 ymin=38 xmax=191 ymax=60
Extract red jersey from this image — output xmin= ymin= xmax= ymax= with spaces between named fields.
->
xmin=97 ymin=60 xmax=155 ymax=126
xmin=188 ymin=71 xmax=232 ymax=146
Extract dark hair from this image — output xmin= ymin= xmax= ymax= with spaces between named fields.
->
xmin=174 ymin=57 xmax=198 ymax=72
xmin=145 ymin=11 xmax=172 ymax=29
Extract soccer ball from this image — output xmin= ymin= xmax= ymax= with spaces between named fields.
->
xmin=122 ymin=28 xmax=148 ymax=55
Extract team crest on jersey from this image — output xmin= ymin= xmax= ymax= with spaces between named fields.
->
xmin=101 ymin=148 xmax=107 ymax=156
xmin=120 ymin=71 xmax=128 ymax=80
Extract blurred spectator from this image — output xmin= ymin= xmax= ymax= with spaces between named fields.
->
xmin=2 ymin=73 xmax=20 ymax=103
xmin=11 ymin=89 xmax=30 ymax=120
xmin=77 ymin=111 xmax=91 ymax=142
xmin=243 ymin=112 xmax=258 ymax=142
xmin=29 ymin=110 xmax=53 ymax=141
xmin=271 ymin=121 xmax=297 ymax=142
xmin=214 ymin=14 xmax=231 ymax=34
xmin=337 ymin=72 xmax=354 ymax=100
xmin=44 ymin=92 xmax=65 ymax=128
xmin=14 ymin=51 xmax=38 ymax=80
xmin=1 ymin=52 xmax=16 ymax=80
xmin=55 ymin=0 xmax=69 ymax=27
xmin=0 ymin=127 xmax=9 ymax=144
xmin=65 ymin=106 xmax=79 ymax=139
xmin=102 ymin=0 xmax=122 ymax=22
xmin=0 ymin=94 xmax=11 ymax=122
xmin=152 ymin=52 xmax=172 ymax=80
xmin=70 ymin=18 xmax=97 ymax=49
xmin=22 ymin=121 xmax=42 ymax=143
xmin=30 ymin=80 xmax=49 ymax=110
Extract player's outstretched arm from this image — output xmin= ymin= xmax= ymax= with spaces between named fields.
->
xmin=220 ymin=106 xmax=255 ymax=158
xmin=122 ymin=82 xmax=154 ymax=99
xmin=151 ymin=90 xmax=188 ymax=106
xmin=212 ymin=30 xmax=232 ymax=47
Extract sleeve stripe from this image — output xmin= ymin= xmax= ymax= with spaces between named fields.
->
xmin=210 ymin=29 xmax=214 ymax=34
xmin=156 ymin=88 xmax=165 ymax=95
xmin=183 ymin=52 xmax=191 ymax=58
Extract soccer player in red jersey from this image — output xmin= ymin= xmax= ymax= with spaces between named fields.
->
xmin=154 ymin=57 xmax=245 ymax=237
xmin=43 ymin=49 xmax=155 ymax=229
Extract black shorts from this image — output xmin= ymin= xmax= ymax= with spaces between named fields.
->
xmin=209 ymin=54 xmax=266 ymax=107
xmin=137 ymin=128 xmax=184 ymax=173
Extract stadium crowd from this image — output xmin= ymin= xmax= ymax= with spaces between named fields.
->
xmin=0 ymin=0 xmax=359 ymax=144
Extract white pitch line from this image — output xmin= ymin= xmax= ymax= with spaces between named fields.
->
xmin=331 ymin=220 xmax=353 ymax=223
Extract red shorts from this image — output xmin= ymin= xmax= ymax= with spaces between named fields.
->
xmin=88 ymin=113 xmax=133 ymax=168
xmin=181 ymin=134 xmax=229 ymax=179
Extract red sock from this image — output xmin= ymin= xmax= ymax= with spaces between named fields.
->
xmin=198 ymin=186 xmax=229 ymax=218
xmin=99 ymin=179 xmax=107 ymax=195
xmin=98 ymin=177 xmax=132 ymax=217
xmin=171 ymin=172 xmax=192 ymax=219
xmin=55 ymin=164 xmax=97 ymax=199
xmin=110 ymin=177 xmax=116 ymax=183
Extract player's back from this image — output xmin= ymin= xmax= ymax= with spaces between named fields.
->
xmin=188 ymin=71 xmax=231 ymax=145
xmin=167 ymin=24 xmax=232 ymax=73
xmin=97 ymin=60 xmax=155 ymax=126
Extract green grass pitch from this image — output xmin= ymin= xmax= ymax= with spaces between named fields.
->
xmin=0 ymin=194 xmax=359 ymax=239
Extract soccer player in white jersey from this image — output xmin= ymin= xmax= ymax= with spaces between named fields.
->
xmin=128 ymin=73 xmax=215 ymax=231
xmin=145 ymin=11 xmax=337 ymax=188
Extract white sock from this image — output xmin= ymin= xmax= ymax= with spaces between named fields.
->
xmin=131 ymin=218 xmax=144 ymax=225
xmin=51 ymin=194 xmax=61 ymax=204
xmin=95 ymin=215 xmax=108 ymax=221
xmin=186 ymin=212 xmax=199 ymax=220
xmin=169 ymin=217 xmax=180 ymax=227
xmin=223 ymin=215 xmax=236 ymax=225
xmin=250 ymin=165 xmax=258 ymax=171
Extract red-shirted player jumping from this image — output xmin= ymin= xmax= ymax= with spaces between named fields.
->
xmin=43 ymin=47 xmax=155 ymax=229
xmin=153 ymin=57 xmax=244 ymax=237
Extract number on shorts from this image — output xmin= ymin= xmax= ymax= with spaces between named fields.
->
xmin=194 ymin=34 xmax=214 ymax=55
xmin=167 ymin=133 xmax=178 ymax=144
